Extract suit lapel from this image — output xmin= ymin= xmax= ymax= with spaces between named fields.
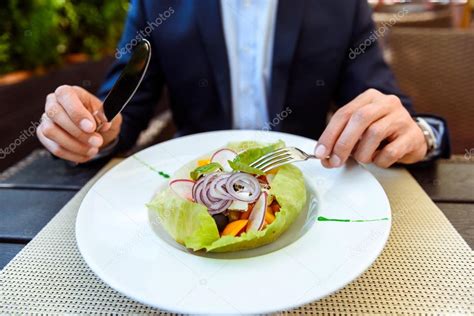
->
xmin=195 ymin=0 xmax=232 ymax=124
xmin=268 ymin=0 xmax=305 ymax=129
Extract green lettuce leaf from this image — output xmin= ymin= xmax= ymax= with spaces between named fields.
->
xmin=227 ymin=160 xmax=265 ymax=175
xmin=228 ymin=140 xmax=285 ymax=174
xmin=147 ymin=140 xmax=306 ymax=252
xmin=190 ymin=162 xmax=223 ymax=180
xmin=227 ymin=141 xmax=262 ymax=152
xmin=147 ymin=188 xmax=220 ymax=251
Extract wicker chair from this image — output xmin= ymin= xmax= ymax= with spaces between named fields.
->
xmin=385 ymin=27 xmax=474 ymax=154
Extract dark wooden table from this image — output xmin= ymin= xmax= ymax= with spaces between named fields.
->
xmin=1 ymin=151 xmax=473 ymax=269
xmin=0 ymin=150 xmax=110 ymax=269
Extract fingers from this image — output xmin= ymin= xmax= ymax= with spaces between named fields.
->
xmin=397 ymin=127 xmax=428 ymax=164
xmin=71 ymin=85 xmax=109 ymax=130
xmin=37 ymin=125 xmax=93 ymax=163
xmin=38 ymin=84 xmax=122 ymax=163
xmin=45 ymin=94 xmax=103 ymax=147
xmin=314 ymin=108 xmax=351 ymax=162
xmin=315 ymin=89 xmax=385 ymax=161
xmin=330 ymin=102 xmax=391 ymax=166
xmin=373 ymin=135 xmax=411 ymax=168
xmin=100 ymin=114 xmax=122 ymax=147
xmin=54 ymin=85 xmax=97 ymax=133
xmin=71 ymin=85 xmax=103 ymax=112
xmin=373 ymin=117 xmax=428 ymax=167
xmin=40 ymin=115 xmax=99 ymax=157
xmin=338 ymin=88 xmax=384 ymax=113
xmin=37 ymin=86 xmax=112 ymax=163
xmin=98 ymin=122 xmax=112 ymax=133
xmin=352 ymin=115 xmax=394 ymax=164
xmin=398 ymin=147 xmax=427 ymax=164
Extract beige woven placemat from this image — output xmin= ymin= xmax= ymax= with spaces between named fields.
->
xmin=1 ymin=160 xmax=472 ymax=314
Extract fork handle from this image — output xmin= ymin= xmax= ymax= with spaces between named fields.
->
xmin=308 ymin=154 xmax=330 ymax=160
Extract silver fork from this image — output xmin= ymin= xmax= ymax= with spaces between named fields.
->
xmin=250 ymin=147 xmax=329 ymax=173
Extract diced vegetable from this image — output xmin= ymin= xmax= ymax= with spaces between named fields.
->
xmin=228 ymin=199 xmax=249 ymax=211
xmin=228 ymin=211 xmax=241 ymax=222
xmin=240 ymin=202 xmax=254 ymax=220
xmin=270 ymin=202 xmax=281 ymax=213
xmin=198 ymin=158 xmax=211 ymax=167
xmin=222 ymin=219 xmax=248 ymax=237
xmin=257 ymin=175 xmax=268 ymax=184
xmin=266 ymin=168 xmax=279 ymax=175
xmin=266 ymin=193 xmax=274 ymax=206
xmin=265 ymin=207 xmax=276 ymax=224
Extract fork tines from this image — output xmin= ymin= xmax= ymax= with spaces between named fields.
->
xmin=250 ymin=147 xmax=301 ymax=172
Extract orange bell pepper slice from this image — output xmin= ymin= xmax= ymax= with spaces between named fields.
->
xmin=266 ymin=167 xmax=280 ymax=175
xmin=265 ymin=208 xmax=276 ymax=224
xmin=222 ymin=219 xmax=248 ymax=237
xmin=197 ymin=158 xmax=211 ymax=167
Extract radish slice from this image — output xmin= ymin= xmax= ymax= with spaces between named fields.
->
xmin=211 ymin=148 xmax=237 ymax=172
xmin=246 ymin=192 xmax=267 ymax=232
xmin=169 ymin=179 xmax=195 ymax=201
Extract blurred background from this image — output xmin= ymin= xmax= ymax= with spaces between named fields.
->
xmin=0 ymin=0 xmax=473 ymax=171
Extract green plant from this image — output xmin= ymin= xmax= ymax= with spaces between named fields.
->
xmin=0 ymin=0 xmax=128 ymax=75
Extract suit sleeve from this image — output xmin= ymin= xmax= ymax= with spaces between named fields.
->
xmin=334 ymin=0 xmax=450 ymax=159
xmin=97 ymin=0 xmax=165 ymax=153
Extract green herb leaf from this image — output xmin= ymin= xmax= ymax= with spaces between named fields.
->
xmin=190 ymin=162 xmax=223 ymax=180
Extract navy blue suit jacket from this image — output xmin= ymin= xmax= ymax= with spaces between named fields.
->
xmin=98 ymin=0 xmax=448 ymax=156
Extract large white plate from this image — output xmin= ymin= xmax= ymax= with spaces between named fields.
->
xmin=76 ymin=130 xmax=391 ymax=314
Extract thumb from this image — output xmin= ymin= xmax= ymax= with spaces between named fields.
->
xmin=100 ymin=114 xmax=122 ymax=147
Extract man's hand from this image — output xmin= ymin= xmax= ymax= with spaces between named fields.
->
xmin=314 ymin=89 xmax=427 ymax=168
xmin=37 ymin=85 xmax=122 ymax=163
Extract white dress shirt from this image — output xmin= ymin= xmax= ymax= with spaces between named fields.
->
xmin=221 ymin=0 xmax=278 ymax=129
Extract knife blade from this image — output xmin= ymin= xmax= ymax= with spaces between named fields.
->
xmin=93 ymin=39 xmax=151 ymax=131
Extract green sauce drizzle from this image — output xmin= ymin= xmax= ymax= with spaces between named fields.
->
xmin=317 ymin=216 xmax=389 ymax=222
xmin=132 ymin=155 xmax=170 ymax=179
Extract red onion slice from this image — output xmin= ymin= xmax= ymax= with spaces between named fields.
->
xmin=191 ymin=171 xmax=261 ymax=215
xmin=225 ymin=173 xmax=260 ymax=202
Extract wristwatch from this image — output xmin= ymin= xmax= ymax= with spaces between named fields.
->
xmin=414 ymin=117 xmax=438 ymax=160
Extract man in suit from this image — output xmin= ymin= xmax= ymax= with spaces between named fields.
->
xmin=36 ymin=0 xmax=449 ymax=168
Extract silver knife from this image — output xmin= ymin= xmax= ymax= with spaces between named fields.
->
xmin=92 ymin=39 xmax=152 ymax=131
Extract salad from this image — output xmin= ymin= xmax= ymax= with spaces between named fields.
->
xmin=147 ymin=140 xmax=306 ymax=252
